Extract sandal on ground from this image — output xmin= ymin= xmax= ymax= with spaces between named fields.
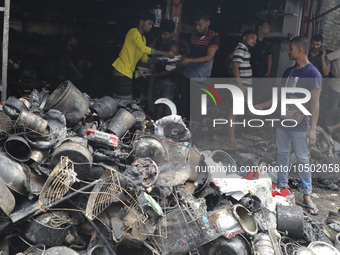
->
xmin=302 ymin=202 xmax=319 ymax=215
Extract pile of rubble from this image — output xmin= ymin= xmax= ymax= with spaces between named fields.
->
xmin=0 ymin=80 xmax=339 ymax=255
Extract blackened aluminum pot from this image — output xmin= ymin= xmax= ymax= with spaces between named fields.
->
xmin=276 ymin=205 xmax=304 ymax=239
xmin=23 ymin=212 xmax=72 ymax=247
xmin=90 ymin=96 xmax=118 ymax=120
xmin=107 ymin=108 xmax=136 ymax=138
xmin=4 ymin=135 xmax=32 ymax=162
xmin=44 ymin=80 xmax=89 ymax=127
xmin=51 ymin=139 xmax=93 ymax=180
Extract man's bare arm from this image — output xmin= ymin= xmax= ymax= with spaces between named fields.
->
xmin=232 ymin=61 xmax=245 ymax=94
xmin=305 ymin=88 xmax=321 ymax=146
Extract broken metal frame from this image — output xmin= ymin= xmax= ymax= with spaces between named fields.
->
xmin=1 ymin=0 xmax=10 ymax=102
xmin=38 ymin=156 xmax=78 ymax=211
xmin=89 ymin=163 xmax=149 ymax=242
xmin=85 ymin=170 xmax=123 ymax=220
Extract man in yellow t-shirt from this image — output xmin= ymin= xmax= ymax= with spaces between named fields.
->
xmin=112 ymin=12 xmax=174 ymax=99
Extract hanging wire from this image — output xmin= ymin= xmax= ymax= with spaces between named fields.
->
xmin=279 ymin=236 xmax=302 ymax=255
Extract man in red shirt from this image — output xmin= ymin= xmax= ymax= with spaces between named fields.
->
xmin=177 ymin=13 xmax=220 ymax=120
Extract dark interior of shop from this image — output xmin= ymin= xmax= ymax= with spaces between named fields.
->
xmin=4 ymin=0 xmax=290 ymax=99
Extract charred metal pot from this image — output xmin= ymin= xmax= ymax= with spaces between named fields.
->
xmin=131 ymin=135 xmax=169 ymax=164
xmin=207 ymin=236 xmax=251 ymax=255
xmin=23 ymin=211 xmax=73 ymax=247
xmin=51 ymin=138 xmax=93 ymax=180
xmin=131 ymin=135 xmax=190 ymax=164
xmin=233 ymin=204 xmax=258 ymax=236
xmin=44 ymin=80 xmax=89 ymax=127
xmin=276 ymin=205 xmax=304 ymax=239
xmin=4 ymin=135 xmax=32 ymax=162
xmin=90 ymin=96 xmax=118 ymax=120
xmin=132 ymin=111 xmax=146 ymax=122
xmin=107 ymin=108 xmax=136 ymax=138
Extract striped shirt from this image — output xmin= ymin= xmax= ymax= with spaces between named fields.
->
xmin=189 ymin=29 xmax=219 ymax=57
xmin=182 ymin=29 xmax=220 ymax=79
xmin=232 ymin=42 xmax=252 ymax=85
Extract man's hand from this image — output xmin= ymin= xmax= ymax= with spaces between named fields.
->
xmin=305 ymin=129 xmax=317 ymax=148
xmin=175 ymin=58 xmax=192 ymax=69
xmin=166 ymin=51 xmax=175 ymax=59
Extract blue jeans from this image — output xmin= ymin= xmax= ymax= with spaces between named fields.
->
xmin=276 ymin=127 xmax=312 ymax=195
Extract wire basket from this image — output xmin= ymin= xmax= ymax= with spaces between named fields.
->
xmin=174 ymin=186 xmax=207 ymax=225
xmin=151 ymin=206 xmax=222 ymax=255
xmin=85 ymin=170 xmax=122 ymax=220
xmin=150 ymin=187 xmax=222 ymax=255
xmin=38 ymin=156 xmax=77 ymax=212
